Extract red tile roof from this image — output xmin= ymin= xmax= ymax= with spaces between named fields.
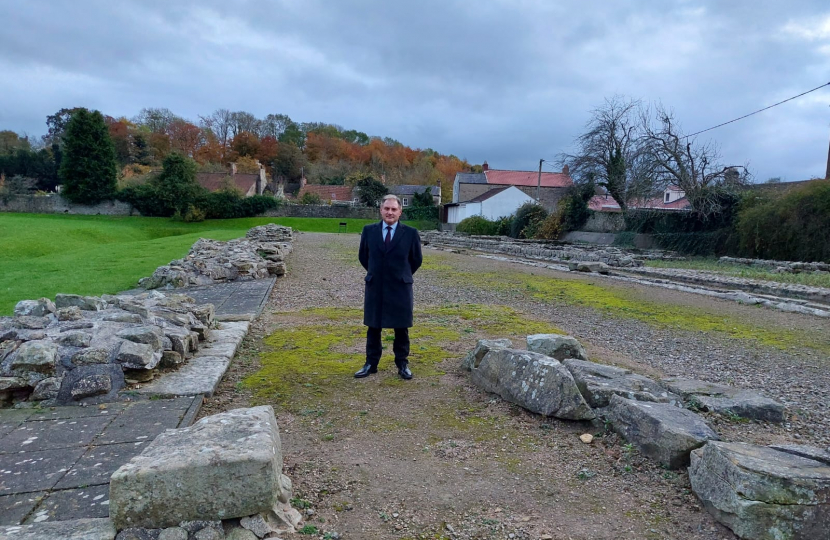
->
xmin=297 ymin=185 xmax=355 ymax=201
xmin=196 ymin=173 xmax=259 ymax=194
xmin=588 ymin=194 xmax=691 ymax=212
xmin=484 ymin=169 xmax=572 ymax=188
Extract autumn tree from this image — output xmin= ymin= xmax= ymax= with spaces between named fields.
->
xmin=168 ymin=118 xmax=204 ymax=158
xmin=59 ymin=109 xmax=118 ymax=204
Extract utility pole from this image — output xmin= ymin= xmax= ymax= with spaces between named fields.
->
xmin=536 ymin=159 xmax=543 ymax=202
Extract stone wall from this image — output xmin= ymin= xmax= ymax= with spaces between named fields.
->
xmin=0 ymin=194 xmax=134 ymax=215
xmin=262 ymin=204 xmax=380 ymax=220
xmin=582 ymin=211 xmax=625 ymax=233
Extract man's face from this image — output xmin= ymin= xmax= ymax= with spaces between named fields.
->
xmin=381 ymin=199 xmax=402 ymax=226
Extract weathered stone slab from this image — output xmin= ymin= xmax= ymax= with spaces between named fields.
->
xmin=55 ymin=294 xmax=105 ymax=311
xmin=56 ymin=442 xmax=150 ymax=490
xmin=57 ymin=331 xmax=93 ymax=348
xmin=109 ymin=406 xmax=284 ymax=528
xmin=0 ymin=492 xmax=45 ymax=527
xmin=461 ymin=339 xmax=513 ymax=371
xmin=135 ymin=356 xmax=230 ymax=398
xmin=96 ymin=398 xmax=191 ymax=445
xmin=0 ymin=447 xmax=86 ymax=494
xmin=471 ymin=349 xmax=594 ymax=420
xmin=689 ymin=441 xmax=830 ymax=540
xmin=568 ymin=261 xmax=610 ymax=274
xmin=563 ymin=359 xmax=678 ymax=408
xmin=661 ymin=377 xmax=784 ymax=422
xmin=0 ymin=517 xmax=116 ymax=539
xmin=25 ymin=484 xmax=111 ymax=523
xmin=526 ymin=334 xmax=588 ymax=361
xmin=607 ymin=395 xmax=718 ymax=469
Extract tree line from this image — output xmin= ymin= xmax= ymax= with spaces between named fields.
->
xmin=0 ymin=106 xmax=474 ymax=200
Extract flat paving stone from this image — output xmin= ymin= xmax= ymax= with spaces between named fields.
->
xmin=0 ymin=447 xmax=86 ymax=495
xmin=136 ymin=356 xmax=230 ymax=398
xmin=179 ymin=278 xmax=275 ymax=316
xmin=94 ymin=398 xmax=192 ymax=445
xmin=27 ymin=403 xmax=127 ymax=422
xmin=55 ymin=441 xmax=150 ymax=490
xmin=0 ymin=492 xmax=45 ymax=526
xmin=0 ymin=416 xmax=114 ymax=454
xmin=0 ymin=517 xmax=115 ymax=539
xmin=0 ymin=411 xmax=33 ymax=441
xmin=24 ymin=484 xmax=110 ymax=523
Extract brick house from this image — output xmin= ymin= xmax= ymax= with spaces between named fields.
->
xmin=451 ymin=162 xmax=572 ymax=212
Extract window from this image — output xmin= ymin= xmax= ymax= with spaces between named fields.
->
xmin=665 ymin=193 xmax=670 ymax=203
xmin=402 ymin=197 xmax=409 ymax=207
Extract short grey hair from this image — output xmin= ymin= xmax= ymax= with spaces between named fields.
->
xmin=381 ymin=194 xmax=402 ymax=208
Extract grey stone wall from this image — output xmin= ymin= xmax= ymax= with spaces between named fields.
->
xmin=262 ymin=204 xmax=380 ymax=220
xmin=582 ymin=211 xmax=625 ymax=233
xmin=0 ymin=194 xmax=134 ymax=215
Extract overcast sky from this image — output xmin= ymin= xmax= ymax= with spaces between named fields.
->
xmin=1 ymin=0 xmax=829 ymax=181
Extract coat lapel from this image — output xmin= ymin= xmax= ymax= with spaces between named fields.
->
xmin=387 ymin=223 xmax=405 ymax=252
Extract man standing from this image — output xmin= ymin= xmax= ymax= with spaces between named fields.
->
xmin=355 ymin=194 xmax=423 ymax=380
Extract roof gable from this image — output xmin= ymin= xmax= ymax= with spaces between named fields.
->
xmin=297 ymin=185 xmax=355 ymax=201
xmin=196 ymin=172 xmax=259 ymax=193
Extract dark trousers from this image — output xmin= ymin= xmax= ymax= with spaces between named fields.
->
xmin=365 ymin=327 xmax=409 ymax=369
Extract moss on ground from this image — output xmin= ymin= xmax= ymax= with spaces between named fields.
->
xmin=243 ymin=304 xmax=562 ymax=410
xmin=419 ymin=255 xmax=830 ymax=355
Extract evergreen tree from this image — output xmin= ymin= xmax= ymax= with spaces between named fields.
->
xmin=150 ymin=153 xmax=205 ymax=216
xmin=59 ymin=109 xmax=118 ymax=204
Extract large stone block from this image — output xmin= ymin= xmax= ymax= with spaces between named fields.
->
xmin=56 ymin=364 xmax=124 ymax=405
xmin=117 ymin=326 xmax=165 ymax=351
xmin=460 ymin=338 xmax=512 ymax=371
xmin=14 ymin=298 xmax=56 ymax=317
xmin=607 ymin=395 xmax=718 ymax=469
xmin=689 ymin=442 xmax=830 ymax=540
xmin=109 ymin=405 xmax=285 ymax=529
xmin=471 ymin=349 xmax=594 ymax=420
xmin=10 ymin=340 xmax=58 ymax=375
xmin=563 ymin=359 xmax=678 ymax=408
xmin=661 ymin=377 xmax=784 ymax=423
xmin=55 ymin=294 xmax=104 ymax=311
xmin=115 ymin=340 xmax=161 ymax=370
xmin=526 ymin=334 xmax=588 ymax=361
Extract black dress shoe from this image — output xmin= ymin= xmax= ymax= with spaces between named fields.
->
xmin=354 ymin=364 xmax=378 ymax=378
xmin=398 ymin=366 xmax=413 ymax=380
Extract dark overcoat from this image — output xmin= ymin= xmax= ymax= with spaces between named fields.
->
xmin=359 ymin=221 xmax=423 ymax=328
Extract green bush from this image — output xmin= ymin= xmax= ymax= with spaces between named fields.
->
xmin=735 ymin=180 xmax=830 ymax=262
xmin=403 ymin=206 xmax=438 ymax=221
xmin=299 ymin=192 xmax=322 ymax=205
xmin=510 ymin=203 xmax=548 ymax=239
xmin=558 ymin=182 xmax=595 ymax=232
xmin=457 ymin=215 xmax=500 ymax=235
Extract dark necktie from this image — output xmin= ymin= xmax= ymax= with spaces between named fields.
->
xmin=384 ymin=226 xmax=391 ymax=249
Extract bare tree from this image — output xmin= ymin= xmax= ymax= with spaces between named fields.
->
xmin=260 ymin=113 xmax=293 ymax=139
xmin=229 ymin=111 xmax=260 ymax=138
xmin=558 ymin=96 xmax=656 ymax=212
xmin=199 ymin=109 xmax=234 ymax=160
xmin=642 ymin=104 xmax=750 ymax=220
xmin=133 ymin=108 xmax=176 ymax=134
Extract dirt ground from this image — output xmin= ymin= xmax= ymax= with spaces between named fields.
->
xmin=199 ymin=232 xmax=829 ymax=540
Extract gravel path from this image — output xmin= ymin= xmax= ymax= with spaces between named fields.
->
xmin=204 ymin=231 xmax=830 ymax=540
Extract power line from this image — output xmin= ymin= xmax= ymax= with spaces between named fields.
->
xmin=684 ymin=81 xmax=830 ymax=139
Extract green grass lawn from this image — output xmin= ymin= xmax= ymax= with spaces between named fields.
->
xmin=644 ymin=257 xmax=830 ymax=288
xmin=0 ymin=213 xmax=431 ymax=315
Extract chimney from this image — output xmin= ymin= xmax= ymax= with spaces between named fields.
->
xmin=562 ymin=164 xmax=570 ymax=176
xmin=482 ymin=161 xmax=489 ymax=171
xmin=229 ymin=163 xmax=237 ymax=175
xmin=300 ymin=176 xmax=307 ymax=187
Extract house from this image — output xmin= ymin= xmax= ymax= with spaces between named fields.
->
xmin=388 ymin=184 xmax=441 ymax=207
xmin=588 ymin=185 xmax=691 ymax=212
xmin=452 ymin=162 xmax=572 ymax=211
xmin=444 ymin=186 xmax=537 ymax=229
xmin=295 ymin=179 xmax=442 ymax=206
xmin=196 ymin=162 xmax=266 ymax=197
